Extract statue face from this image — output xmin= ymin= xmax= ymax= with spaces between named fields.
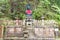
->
xmin=6 ymin=27 xmax=23 ymax=37
xmin=16 ymin=28 xmax=22 ymax=33
xmin=34 ymin=28 xmax=54 ymax=37
xmin=7 ymin=28 xmax=14 ymax=33
xmin=34 ymin=28 xmax=43 ymax=37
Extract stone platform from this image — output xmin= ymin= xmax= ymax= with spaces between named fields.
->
xmin=0 ymin=19 xmax=57 ymax=40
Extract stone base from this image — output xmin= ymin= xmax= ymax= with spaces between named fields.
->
xmin=0 ymin=38 xmax=3 ymax=40
xmin=3 ymin=38 xmax=55 ymax=40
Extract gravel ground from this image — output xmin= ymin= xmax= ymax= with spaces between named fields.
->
xmin=55 ymin=38 xmax=60 ymax=40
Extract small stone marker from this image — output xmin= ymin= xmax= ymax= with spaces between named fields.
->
xmin=0 ymin=26 xmax=3 ymax=38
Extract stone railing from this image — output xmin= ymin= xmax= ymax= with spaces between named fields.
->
xmin=0 ymin=20 xmax=58 ymax=27
xmin=0 ymin=20 xmax=23 ymax=27
xmin=33 ymin=20 xmax=58 ymax=27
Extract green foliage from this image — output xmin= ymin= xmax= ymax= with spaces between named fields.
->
xmin=0 ymin=0 xmax=60 ymax=24
xmin=33 ymin=0 xmax=60 ymax=20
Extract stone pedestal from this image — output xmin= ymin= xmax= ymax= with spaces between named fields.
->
xmin=25 ymin=18 xmax=33 ymax=28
